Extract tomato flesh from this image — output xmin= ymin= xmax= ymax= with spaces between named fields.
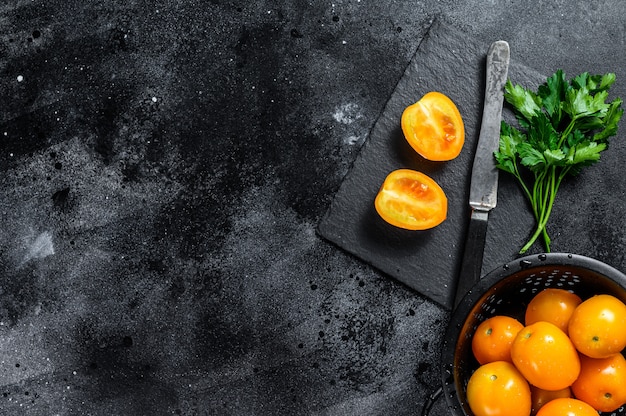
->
xmin=401 ymin=91 xmax=465 ymax=161
xmin=374 ymin=169 xmax=447 ymax=230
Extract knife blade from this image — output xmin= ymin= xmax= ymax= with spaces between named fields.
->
xmin=452 ymin=40 xmax=510 ymax=310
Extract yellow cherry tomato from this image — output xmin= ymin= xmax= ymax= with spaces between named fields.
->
xmin=568 ymin=294 xmax=626 ymax=358
xmin=466 ymin=361 xmax=531 ymax=416
xmin=525 ymin=288 xmax=582 ymax=334
xmin=510 ymin=321 xmax=580 ymax=391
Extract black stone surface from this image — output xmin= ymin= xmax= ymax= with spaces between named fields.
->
xmin=2 ymin=1 xmax=626 ymax=415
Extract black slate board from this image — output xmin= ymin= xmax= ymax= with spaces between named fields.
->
xmin=318 ymin=20 xmax=545 ymax=309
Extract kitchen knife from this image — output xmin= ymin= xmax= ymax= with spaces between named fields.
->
xmin=452 ymin=40 xmax=510 ymax=310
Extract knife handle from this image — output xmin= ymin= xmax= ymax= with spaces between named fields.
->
xmin=453 ymin=210 xmax=489 ymax=309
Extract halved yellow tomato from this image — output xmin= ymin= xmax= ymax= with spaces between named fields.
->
xmin=374 ymin=169 xmax=447 ymax=230
xmin=401 ymin=91 xmax=465 ymax=161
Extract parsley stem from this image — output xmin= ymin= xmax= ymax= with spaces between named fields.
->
xmin=514 ymin=164 xmax=533 ymax=203
xmin=558 ymin=117 xmax=578 ymax=148
xmin=521 ymin=168 xmax=552 ymax=254
xmin=519 ymin=165 xmax=570 ymax=254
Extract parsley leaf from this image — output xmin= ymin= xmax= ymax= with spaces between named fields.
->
xmin=494 ymin=122 xmax=524 ymax=175
xmin=538 ymin=69 xmax=566 ymax=125
xmin=496 ymin=70 xmax=623 ymax=253
xmin=504 ymin=80 xmax=542 ymax=127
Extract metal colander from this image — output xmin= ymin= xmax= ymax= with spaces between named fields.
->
xmin=439 ymin=253 xmax=626 ymax=416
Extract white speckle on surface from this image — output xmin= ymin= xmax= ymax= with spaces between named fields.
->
xmin=20 ymin=231 xmax=55 ymax=267
xmin=16 ymin=75 xmax=23 ymax=82
xmin=332 ymin=103 xmax=363 ymax=125
xmin=343 ymin=135 xmax=362 ymax=146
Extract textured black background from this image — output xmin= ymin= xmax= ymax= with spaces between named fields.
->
xmin=2 ymin=1 xmax=626 ymax=415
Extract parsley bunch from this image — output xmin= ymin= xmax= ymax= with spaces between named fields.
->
xmin=495 ymin=70 xmax=623 ymax=254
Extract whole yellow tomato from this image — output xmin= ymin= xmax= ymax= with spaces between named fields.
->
xmin=471 ymin=315 xmax=524 ymax=365
xmin=535 ymin=397 xmax=598 ymax=416
xmin=571 ymin=353 xmax=626 ymax=412
xmin=510 ymin=321 xmax=580 ymax=391
xmin=466 ymin=361 xmax=531 ymax=416
xmin=568 ymin=294 xmax=626 ymax=358
xmin=530 ymin=385 xmax=571 ymax=415
xmin=525 ymin=288 xmax=581 ymax=334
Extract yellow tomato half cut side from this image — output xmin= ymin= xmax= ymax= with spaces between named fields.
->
xmin=374 ymin=169 xmax=447 ymax=230
xmin=401 ymin=91 xmax=465 ymax=161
